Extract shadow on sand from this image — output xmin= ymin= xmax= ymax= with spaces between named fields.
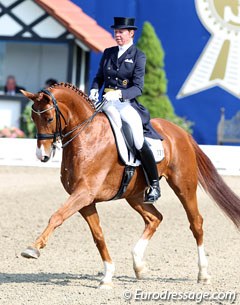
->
xmin=0 ymin=272 xmax=193 ymax=288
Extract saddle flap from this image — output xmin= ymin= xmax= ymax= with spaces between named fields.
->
xmin=105 ymin=112 xmax=164 ymax=166
xmin=121 ymin=121 xmax=137 ymax=156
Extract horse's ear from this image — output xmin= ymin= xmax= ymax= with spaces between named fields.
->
xmin=20 ymin=90 xmax=37 ymax=100
xmin=20 ymin=90 xmax=45 ymax=102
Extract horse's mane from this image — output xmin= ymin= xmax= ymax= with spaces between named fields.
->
xmin=48 ymin=82 xmax=95 ymax=110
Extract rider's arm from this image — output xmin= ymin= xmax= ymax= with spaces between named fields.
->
xmin=121 ymin=50 xmax=146 ymax=101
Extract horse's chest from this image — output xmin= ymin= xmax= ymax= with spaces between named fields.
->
xmin=60 ymin=153 xmax=85 ymax=193
xmin=60 ymin=163 xmax=79 ymax=194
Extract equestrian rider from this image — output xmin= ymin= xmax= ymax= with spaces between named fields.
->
xmin=89 ymin=17 xmax=161 ymax=204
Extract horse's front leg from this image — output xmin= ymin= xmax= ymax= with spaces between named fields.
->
xmin=21 ymin=188 xmax=92 ymax=259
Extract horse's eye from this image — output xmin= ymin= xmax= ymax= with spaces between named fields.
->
xmin=47 ymin=118 xmax=54 ymax=124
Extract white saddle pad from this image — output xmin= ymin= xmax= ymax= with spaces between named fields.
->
xmin=107 ymin=115 xmax=165 ymax=167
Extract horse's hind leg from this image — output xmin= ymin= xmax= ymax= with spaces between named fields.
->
xmin=167 ymin=171 xmax=211 ymax=284
xmin=79 ymin=204 xmax=115 ymax=289
xmin=126 ymin=198 xmax=163 ymax=279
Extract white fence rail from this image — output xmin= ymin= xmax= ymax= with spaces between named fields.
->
xmin=0 ymin=138 xmax=240 ymax=175
xmin=0 ymin=138 xmax=61 ymax=168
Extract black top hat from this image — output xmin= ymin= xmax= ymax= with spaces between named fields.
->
xmin=111 ymin=17 xmax=138 ymax=30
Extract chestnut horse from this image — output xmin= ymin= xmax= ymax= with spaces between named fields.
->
xmin=21 ymin=83 xmax=240 ymax=289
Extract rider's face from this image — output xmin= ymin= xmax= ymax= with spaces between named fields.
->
xmin=114 ymin=29 xmax=134 ymax=46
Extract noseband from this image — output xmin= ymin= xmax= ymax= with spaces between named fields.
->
xmin=32 ymin=89 xmax=103 ymax=149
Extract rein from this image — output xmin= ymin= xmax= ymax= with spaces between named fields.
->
xmin=32 ymin=89 xmax=105 ymax=149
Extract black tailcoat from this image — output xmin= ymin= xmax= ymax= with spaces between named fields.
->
xmin=91 ymin=45 xmax=160 ymax=139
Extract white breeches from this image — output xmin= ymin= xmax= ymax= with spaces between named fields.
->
xmin=103 ymin=100 xmax=144 ymax=150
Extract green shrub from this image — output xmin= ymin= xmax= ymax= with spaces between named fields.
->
xmin=21 ymin=101 xmax=36 ymax=138
xmin=137 ymin=22 xmax=193 ymax=133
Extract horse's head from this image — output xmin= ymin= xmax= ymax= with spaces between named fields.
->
xmin=21 ymin=89 xmax=66 ymax=162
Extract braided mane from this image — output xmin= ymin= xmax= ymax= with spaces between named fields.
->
xmin=48 ymin=82 xmax=95 ymax=110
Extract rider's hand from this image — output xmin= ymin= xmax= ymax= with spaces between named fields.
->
xmin=89 ymin=89 xmax=99 ymax=104
xmin=103 ymin=90 xmax=122 ymax=103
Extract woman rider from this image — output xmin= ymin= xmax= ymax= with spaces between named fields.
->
xmin=89 ymin=17 xmax=161 ymax=204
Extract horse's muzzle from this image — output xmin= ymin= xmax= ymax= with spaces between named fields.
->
xmin=36 ymin=145 xmax=51 ymax=162
xmin=41 ymin=156 xmax=50 ymax=163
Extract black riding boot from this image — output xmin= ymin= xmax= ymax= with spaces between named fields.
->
xmin=138 ymin=141 xmax=161 ymax=203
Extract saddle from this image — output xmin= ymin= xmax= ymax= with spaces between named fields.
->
xmin=105 ymin=113 xmax=164 ymax=166
xmin=104 ymin=112 xmax=164 ymax=200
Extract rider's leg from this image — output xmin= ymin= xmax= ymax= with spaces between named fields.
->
xmin=118 ymin=102 xmax=161 ymax=203
xmin=103 ymin=102 xmax=122 ymax=129
xmin=138 ymin=141 xmax=161 ymax=203
xmin=115 ymin=101 xmax=144 ymax=149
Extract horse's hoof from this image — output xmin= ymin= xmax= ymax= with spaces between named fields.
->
xmin=21 ymin=246 xmax=40 ymax=259
xmin=134 ymin=262 xmax=148 ymax=279
xmin=98 ymin=281 xmax=113 ymax=289
xmin=198 ymin=274 xmax=211 ymax=284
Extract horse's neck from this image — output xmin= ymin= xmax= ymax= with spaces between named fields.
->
xmin=55 ymin=89 xmax=94 ymax=128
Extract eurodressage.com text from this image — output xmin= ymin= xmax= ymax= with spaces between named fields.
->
xmin=122 ymin=289 xmax=237 ymax=303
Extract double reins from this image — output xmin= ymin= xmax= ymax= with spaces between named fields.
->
xmin=32 ymin=89 xmax=105 ymax=149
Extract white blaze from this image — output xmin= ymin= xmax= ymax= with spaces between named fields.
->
xmin=36 ymin=145 xmax=49 ymax=161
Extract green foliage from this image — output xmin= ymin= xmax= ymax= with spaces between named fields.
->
xmin=137 ymin=22 xmax=193 ymax=133
xmin=139 ymin=95 xmax=174 ymax=118
xmin=21 ymin=101 xmax=36 ymax=138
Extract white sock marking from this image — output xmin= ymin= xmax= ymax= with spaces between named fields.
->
xmin=197 ymin=244 xmax=210 ymax=281
xmin=198 ymin=244 xmax=208 ymax=269
xmin=102 ymin=261 xmax=115 ymax=283
xmin=132 ymin=238 xmax=149 ymax=267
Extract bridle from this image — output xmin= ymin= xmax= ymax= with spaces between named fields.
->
xmin=32 ymin=89 xmax=104 ymax=150
xmin=32 ymin=89 xmax=66 ymax=143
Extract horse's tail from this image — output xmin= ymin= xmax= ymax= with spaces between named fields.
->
xmin=191 ymin=137 xmax=240 ymax=229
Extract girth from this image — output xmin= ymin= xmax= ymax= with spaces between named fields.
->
xmin=111 ymin=165 xmax=136 ymax=200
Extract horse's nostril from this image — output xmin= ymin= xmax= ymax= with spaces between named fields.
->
xmin=41 ymin=156 xmax=50 ymax=163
